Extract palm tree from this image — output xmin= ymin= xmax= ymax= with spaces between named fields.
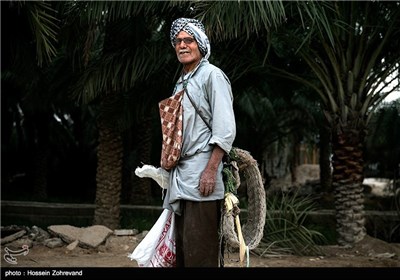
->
xmin=267 ymin=2 xmax=400 ymax=245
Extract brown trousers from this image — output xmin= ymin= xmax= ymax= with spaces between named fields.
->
xmin=174 ymin=200 xmax=222 ymax=267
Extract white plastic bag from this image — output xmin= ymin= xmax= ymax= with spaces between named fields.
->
xmin=135 ymin=165 xmax=170 ymax=189
xmin=128 ymin=209 xmax=176 ymax=267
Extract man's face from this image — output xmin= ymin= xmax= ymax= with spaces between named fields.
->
xmin=174 ymin=31 xmax=202 ymax=71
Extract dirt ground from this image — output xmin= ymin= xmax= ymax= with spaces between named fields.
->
xmin=1 ymin=234 xmax=399 ymax=269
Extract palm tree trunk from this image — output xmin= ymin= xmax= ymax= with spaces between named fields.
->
xmin=130 ymin=115 xmax=153 ymax=205
xmin=319 ymin=126 xmax=332 ymax=192
xmin=331 ymin=127 xmax=366 ymax=245
xmin=93 ymin=99 xmax=123 ymax=230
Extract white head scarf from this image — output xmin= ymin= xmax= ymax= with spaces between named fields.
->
xmin=170 ymin=18 xmax=211 ymax=60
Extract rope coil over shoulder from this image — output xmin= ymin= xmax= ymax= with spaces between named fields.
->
xmin=221 ymin=148 xmax=266 ymax=262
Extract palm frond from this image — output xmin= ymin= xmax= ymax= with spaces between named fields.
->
xmin=253 ymin=192 xmax=327 ymax=256
xmin=294 ymin=0 xmax=337 ymax=49
xmin=193 ymin=0 xmax=286 ymax=41
xmin=24 ymin=1 xmax=60 ymax=66
xmin=69 ymin=1 xmax=183 ymax=23
xmin=72 ymin=42 xmax=171 ymax=105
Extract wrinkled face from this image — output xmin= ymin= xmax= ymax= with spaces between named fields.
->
xmin=174 ymin=31 xmax=202 ymax=73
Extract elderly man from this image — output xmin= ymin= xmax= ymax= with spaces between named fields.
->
xmin=162 ymin=18 xmax=236 ymax=267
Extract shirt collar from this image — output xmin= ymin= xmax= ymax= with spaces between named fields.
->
xmin=177 ymin=58 xmax=208 ymax=84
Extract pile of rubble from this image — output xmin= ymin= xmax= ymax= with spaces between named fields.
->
xmin=1 ymin=224 xmax=142 ymax=251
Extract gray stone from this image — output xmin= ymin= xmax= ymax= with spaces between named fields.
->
xmin=48 ymin=225 xmax=113 ymax=248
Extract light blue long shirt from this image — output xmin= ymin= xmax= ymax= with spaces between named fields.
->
xmin=163 ymin=59 xmax=236 ymax=215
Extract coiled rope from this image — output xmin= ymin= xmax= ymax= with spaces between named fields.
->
xmin=221 ymin=148 xmax=266 ymax=264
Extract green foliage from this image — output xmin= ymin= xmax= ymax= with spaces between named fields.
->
xmin=253 ymin=192 xmax=327 ymax=257
xmin=193 ymin=0 xmax=286 ymax=41
xmin=11 ymin=1 xmax=60 ymax=66
xmin=222 ymin=148 xmax=241 ymax=194
xmin=223 ymin=166 xmax=237 ymax=194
